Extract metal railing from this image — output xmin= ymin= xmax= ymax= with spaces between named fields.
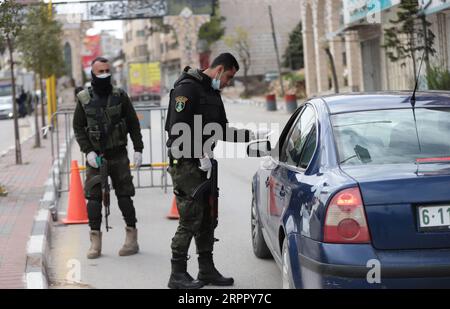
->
xmin=48 ymin=105 xmax=171 ymax=203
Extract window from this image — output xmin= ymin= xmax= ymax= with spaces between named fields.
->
xmin=281 ymin=105 xmax=316 ymax=168
xmin=136 ymin=30 xmax=145 ymax=37
xmin=126 ymin=31 xmax=132 ymax=42
xmin=299 ymin=126 xmax=317 ymax=169
xmin=134 ymin=45 xmax=148 ymax=57
xmin=332 ymin=108 xmax=450 ymax=165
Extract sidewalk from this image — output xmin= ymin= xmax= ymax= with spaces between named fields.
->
xmin=0 ymin=119 xmax=65 ymax=288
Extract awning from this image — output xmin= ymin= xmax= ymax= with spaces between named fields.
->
xmin=326 ymin=23 xmax=379 ymax=40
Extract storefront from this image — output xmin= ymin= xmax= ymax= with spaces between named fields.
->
xmin=342 ymin=0 xmax=401 ymax=91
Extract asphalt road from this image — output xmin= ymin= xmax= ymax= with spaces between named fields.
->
xmin=48 ymin=100 xmax=292 ymax=289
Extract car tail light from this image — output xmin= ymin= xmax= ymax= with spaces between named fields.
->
xmin=324 ymin=187 xmax=371 ymax=244
xmin=416 ymin=157 xmax=450 ymax=163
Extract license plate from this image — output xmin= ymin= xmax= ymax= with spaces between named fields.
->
xmin=418 ymin=205 xmax=450 ymax=231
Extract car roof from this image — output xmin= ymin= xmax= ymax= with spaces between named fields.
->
xmin=316 ymin=91 xmax=450 ymax=114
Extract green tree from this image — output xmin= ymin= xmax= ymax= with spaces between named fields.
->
xmin=224 ymin=27 xmax=251 ymax=97
xmin=17 ymin=2 xmax=64 ymax=143
xmin=382 ymin=0 xmax=435 ymax=80
xmin=18 ymin=3 xmax=65 ymax=79
xmin=283 ymin=21 xmax=303 ymax=70
xmin=198 ymin=10 xmax=225 ymax=50
xmin=0 ymin=0 xmax=24 ymax=164
xmin=426 ymin=66 xmax=450 ymax=90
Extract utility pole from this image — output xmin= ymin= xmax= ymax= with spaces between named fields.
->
xmin=325 ymin=47 xmax=339 ymax=94
xmin=268 ymin=5 xmax=285 ymax=97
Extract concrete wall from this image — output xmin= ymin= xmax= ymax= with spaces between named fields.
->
xmin=211 ymin=0 xmax=302 ymax=77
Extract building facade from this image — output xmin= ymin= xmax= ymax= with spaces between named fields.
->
xmin=56 ymin=13 xmax=92 ymax=87
xmin=303 ymin=0 xmax=450 ymax=97
xmin=123 ymin=18 xmax=183 ymax=92
xmin=211 ymin=0 xmax=302 ymax=78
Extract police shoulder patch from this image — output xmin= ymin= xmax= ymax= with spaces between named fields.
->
xmin=175 ymin=96 xmax=188 ymax=112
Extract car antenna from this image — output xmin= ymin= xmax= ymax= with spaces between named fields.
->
xmin=410 ymin=50 xmax=426 ymax=154
xmin=410 ymin=49 xmax=426 ymax=108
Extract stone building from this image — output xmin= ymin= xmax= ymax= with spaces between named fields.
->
xmin=211 ymin=0 xmax=302 ymax=78
xmin=56 ymin=13 xmax=92 ymax=87
xmin=302 ymin=0 xmax=450 ymax=97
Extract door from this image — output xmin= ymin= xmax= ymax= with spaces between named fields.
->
xmin=361 ymin=38 xmax=381 ymax=91
xmin=267 ymin=105 xmax=318 ymax=255
xmin=259 ymin=106 xmax=303 ymax=231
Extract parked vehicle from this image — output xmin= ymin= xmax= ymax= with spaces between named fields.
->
xmin=0 ymin=79 xmax=14 ymax=120
xmin=248 ymin=91 xmax=450 ymax=288
xmin=0 ymin=95 xmax=13 ymax=120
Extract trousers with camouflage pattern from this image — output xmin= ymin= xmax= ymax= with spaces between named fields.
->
xmin=168 ymin=159 xmax=214 ymax=257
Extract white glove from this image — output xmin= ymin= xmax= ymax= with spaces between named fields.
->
xmin=134 ymin=152 xmax=142 ymax=169
xmin=87 ymin=151 xmax=99 ymax=168
xmin=199 ymin=154 xmax=212 ymax=179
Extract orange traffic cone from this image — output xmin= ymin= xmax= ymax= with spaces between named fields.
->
xmin=167 ymin=196 xmax=179 ymax=220
xmin=63 ymin=160 xmax=89 ymax=224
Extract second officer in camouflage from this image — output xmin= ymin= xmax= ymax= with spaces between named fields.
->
xmin=73 ymin=57 xmax=144 ymax=259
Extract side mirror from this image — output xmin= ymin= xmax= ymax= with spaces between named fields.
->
xmin=247 ymin=140 xmax=272 ymax=158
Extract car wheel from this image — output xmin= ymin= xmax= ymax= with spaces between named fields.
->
xmin=281 ymin=238 xmax=294 ymax=289
xmin=251 ymin=195 xmax=272 ymax=259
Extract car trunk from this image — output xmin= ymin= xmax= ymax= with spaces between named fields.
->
xmin=341 ymin=163 xmax=450 ymax=250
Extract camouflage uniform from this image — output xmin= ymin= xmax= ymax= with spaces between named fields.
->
xmin=168 ymin=159 xmax=214 ymax=257
xmin=73 ymin=87 xmax=143 ymax=230
xmin=165 ymin=66 xmax=251 ymax=288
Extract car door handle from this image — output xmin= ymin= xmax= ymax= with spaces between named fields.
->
xmin=265 ymin=177 xmax=270 ymax=188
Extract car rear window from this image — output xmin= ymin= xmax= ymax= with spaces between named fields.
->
xmin=331 ymin=108 xmax=450 ymax=165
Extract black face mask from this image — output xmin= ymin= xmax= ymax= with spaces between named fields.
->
xmin=91 ymin=71 xmax=112 ymax=96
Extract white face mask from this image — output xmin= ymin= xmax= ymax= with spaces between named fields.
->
xmin=96 ymin=73 xmax=111 ymax=79
xmin=211 ymin=71 xmax=223 ymax=90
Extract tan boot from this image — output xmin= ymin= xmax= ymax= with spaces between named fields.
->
xmin=119 ymin=227 xmax=139 ymax=256
xmin=87 ymin=230 xmax=102 ymax=259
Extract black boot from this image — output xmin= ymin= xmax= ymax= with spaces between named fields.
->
xmin=168 ymin=256 xmax=204 ymax=289
xmin=197 ymin=253 xmax=234 ymax=286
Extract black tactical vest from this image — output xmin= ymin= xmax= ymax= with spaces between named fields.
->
xmin=77 ymin=87 xmax=128 ymax=152
xmin=166 ymin=79 xmax=226 ymax=130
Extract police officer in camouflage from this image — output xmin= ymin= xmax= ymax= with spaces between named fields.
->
xmin=73 ymin=57 xmax=144 ymax=259
xmin=165 ymin=53 xmax=257 ymax=289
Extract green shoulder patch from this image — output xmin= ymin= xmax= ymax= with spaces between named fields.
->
xmin=77 ymin=89 xmax=91 ymax=105
xmin=175 ymin=96 xmax=188 ymax=112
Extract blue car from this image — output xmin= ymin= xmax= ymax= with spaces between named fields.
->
xmin=248 ymin=92 xmax=450 ymax=288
